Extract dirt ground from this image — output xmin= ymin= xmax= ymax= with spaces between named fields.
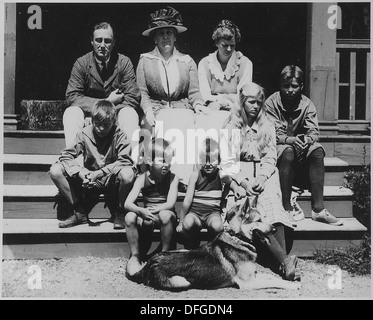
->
xmin=2 ymin=256 xmax=371 ymax=300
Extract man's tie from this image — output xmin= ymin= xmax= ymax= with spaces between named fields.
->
xmin=101 ymin=62 xmax=108 ymax=82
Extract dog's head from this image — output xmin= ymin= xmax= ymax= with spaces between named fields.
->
xmin=225 ymin=196 xmax=276 ymax=244
xmin=239 ymin=220 xmax=276 ymax=245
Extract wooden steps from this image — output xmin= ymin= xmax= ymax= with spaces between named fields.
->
xmin=2 ymin=218 xmax=367 ymax=259
xmin=4 ymin=130 xmax=371 ymax=165
xmin=3 ymin=154 xmax=350 ymax=186
xmin=3 ymin=184 xmax=354 ymax=219
xmin=2 ymin=128 xmax=370 ymax=259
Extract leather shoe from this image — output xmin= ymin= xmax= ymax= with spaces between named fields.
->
xmin=113 ymin=211 xmax=126 ymax=229
xmin=280 ymin=255 xmax=300 ymax=281
xmin=58 ymin=212 xmax=88 ymax=228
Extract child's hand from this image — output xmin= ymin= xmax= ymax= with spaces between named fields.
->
xmin=176 ymin=221 xmax=183 ymax=233
xmin=140 ymin=208 xmax=159 ymax=223
xmin=294 ymin=135 xmax=309 ymax=151
xmin=86 ymin=170 xmax=101 ymax=183
xmin=79 ymin=169 xmax=92 ymax=188
xmin=234 ymin=186 xmax=246 ymax=200
xmin=78 ymin=169 xmax=90 ymax=181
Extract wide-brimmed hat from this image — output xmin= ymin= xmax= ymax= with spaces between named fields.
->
xmin=142 ymin=6 xmax=187 ymax=36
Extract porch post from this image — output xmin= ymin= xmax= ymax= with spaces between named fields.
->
xmin=306 ymin=2 xmax=339 ymax=134
xmin=4 ymin=3 xmax=18 ymax=130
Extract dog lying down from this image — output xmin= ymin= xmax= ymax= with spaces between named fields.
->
xmin=128 ymin=197 xmax=301 ymax=291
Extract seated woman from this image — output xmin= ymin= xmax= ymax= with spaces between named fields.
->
xmin=136 ymin=6 xmax=206 ymax=185
xmin=221 ymin=82 xmax=299 ymax=281
xmin=196 ymin=19 xmax=253 ymax=132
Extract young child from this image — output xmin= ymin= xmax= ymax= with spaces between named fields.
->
xmin=49 ymin=100 xmax=136 ymax=229
xmin=176 ymin=137 xmax=243 ymax=249
xmin=124 ymin=138 xmax=179 ymax=277
xmin=265 ymin=65 xmax=343 ymax=226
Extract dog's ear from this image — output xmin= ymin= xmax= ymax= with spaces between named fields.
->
xmin=244 ymin=207 xmax=261 ymax=224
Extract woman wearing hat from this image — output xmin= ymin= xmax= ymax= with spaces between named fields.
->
xmin=196 ymin=19 xmax=253 ymax=131
xmin=136 ymin=7 xmax=206 ymax=185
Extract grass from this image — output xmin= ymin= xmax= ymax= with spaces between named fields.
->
xmin=313 ymin=233 xmax=371 ymax=276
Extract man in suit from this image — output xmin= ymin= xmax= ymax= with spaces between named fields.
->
xmin=64 ymin=21 xmax=141 ymax=147
xmin=60 ymin=22 xmax=141 ymax=229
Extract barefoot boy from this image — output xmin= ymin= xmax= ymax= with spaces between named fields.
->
xmin=124 ymin=138 xmax=179 ymax=277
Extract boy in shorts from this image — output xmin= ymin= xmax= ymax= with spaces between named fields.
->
xmin=176 ymin=138 xmax=243 ymax=249
xmin=124 ymin=138 xmax=179 ymax=277
xmin=49 ymin=100 xmax=136 ymax=229
xmin=266 ymin=65 xmax=343 ymax=226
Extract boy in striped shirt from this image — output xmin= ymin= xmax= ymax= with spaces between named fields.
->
xmin=177 ymin=138 xmax=243 ymax=249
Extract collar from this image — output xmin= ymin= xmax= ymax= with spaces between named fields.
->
xmin=141 ymin=47 xmax=192 ymax=64
xmin=244 ymin=121 xmax=259 ymax=134
xmin=207 ymin=50 xmax=243 ymax=82
xmin=94 ymin=55 xmax=111 ymax=67
xmin=277 ymin=92 xmax=309 ymax=114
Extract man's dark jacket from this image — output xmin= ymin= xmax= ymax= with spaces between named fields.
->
xmin=66 ymin=51 xmax=141 ymax=113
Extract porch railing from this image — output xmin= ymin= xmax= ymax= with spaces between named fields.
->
xmin=336 ymin=39 xmax=370 ymax=123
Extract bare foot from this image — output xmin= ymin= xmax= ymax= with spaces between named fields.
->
xmin=126 ymin=256 xmax=143 ymax=278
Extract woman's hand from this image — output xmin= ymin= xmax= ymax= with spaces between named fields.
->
xmin=241 ymin=178 xmax=260 ymax=196
xmin=145 ymin=109 xmax=156 ymax=127
xmin=195 ymin=104 xmax=211 ymax=115
xmin=219 ymin=97 xmax=234 ymax=111
xmin=208 ymin=102 xmax=221 ymax=111
xmin=252 ymin=176 xmax=266 ymax=193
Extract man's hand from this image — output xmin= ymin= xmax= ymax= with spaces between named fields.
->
xmin=106 ymin=89 xmax=124 ymax=105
